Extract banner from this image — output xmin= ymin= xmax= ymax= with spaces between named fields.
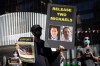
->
xmin=17 ymin=37 xmax=35 ymax=63
xmin=45 ymin=4 xmax=76 ymax=49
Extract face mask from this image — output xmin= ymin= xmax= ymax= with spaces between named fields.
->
xmin=84 ymin=40 xmax=90 ymax=45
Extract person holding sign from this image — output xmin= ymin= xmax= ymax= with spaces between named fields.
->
xmin=49 ymin=25 xmax=60 ymax=40
xmin=16 ymin=25 xmax=65 ymax=66
xmin=60 ymin=26 xmax=72 ymax=42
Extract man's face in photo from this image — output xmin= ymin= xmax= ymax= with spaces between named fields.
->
xmin=63 ymin=28 xmax=70 ymax=37
xmin=50 ymin=27 xmax=58 ymax=39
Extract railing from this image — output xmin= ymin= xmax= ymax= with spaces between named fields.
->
xmin=0 ymin=12 xmax=47 ymax=46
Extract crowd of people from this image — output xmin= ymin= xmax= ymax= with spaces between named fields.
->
xmin=14 ymin=25 xmax=100 ymax=66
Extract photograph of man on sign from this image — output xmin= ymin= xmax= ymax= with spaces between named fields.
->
xmin=60 ymin=26 xmax=73 ymax=42
xmin=49 ymin=25 xmax=60 ymax=41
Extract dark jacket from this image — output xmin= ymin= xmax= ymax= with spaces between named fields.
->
xmin=22 ymin=40 xmax=60 ymax=66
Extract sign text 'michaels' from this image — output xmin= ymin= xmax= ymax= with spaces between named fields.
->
xmin=50 ymin=17 xmax=72 ymax=22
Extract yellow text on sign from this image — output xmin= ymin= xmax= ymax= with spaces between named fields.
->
xmin=52 ymin=7 xmax=72 ymax=12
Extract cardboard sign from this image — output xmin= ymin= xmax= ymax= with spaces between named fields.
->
xmin=17 ymin=37 xmax=35 ymax=63
xmin=45 ymin=4 xmax=76 ymax=49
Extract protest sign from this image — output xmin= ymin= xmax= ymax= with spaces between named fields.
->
xmin=17 ymin=37 xmax=35 ymax=63
xmin=45 ymin=4 xmax=76 ymax=49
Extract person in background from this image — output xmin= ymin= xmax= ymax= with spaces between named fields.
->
xmin=49 ymin=25 xmax=60 ymax=40
xmin=16 ymin=25 xmax=65 ymax=66
xmin=60 ymin=26 xmax=72 ymax=42
xmin=76 ymin=36 xmax=97 ymax=66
